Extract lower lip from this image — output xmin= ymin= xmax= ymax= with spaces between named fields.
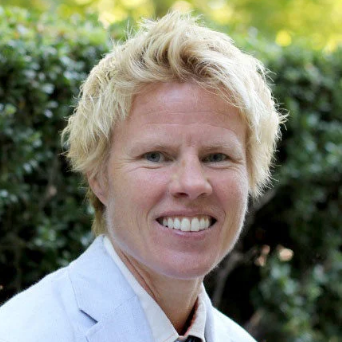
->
xmin=155 ymin=220 xmax=216 ymax=240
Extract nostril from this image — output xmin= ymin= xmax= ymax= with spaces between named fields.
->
xmin=169 ymin=175 xmax=212 ymax=200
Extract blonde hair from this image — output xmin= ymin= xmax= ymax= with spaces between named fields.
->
xmin=62 ymin=12 xmax=285 ymax=234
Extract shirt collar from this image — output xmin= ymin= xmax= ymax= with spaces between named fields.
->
xmin=103 ymin=235 xmax=206 ymax=342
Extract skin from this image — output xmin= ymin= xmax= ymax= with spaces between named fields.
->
xmin=89 ymin=82 xmax=249 ymax=333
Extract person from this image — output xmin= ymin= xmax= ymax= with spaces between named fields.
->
xmin=0 ymin=12 xmax=284 ymax=342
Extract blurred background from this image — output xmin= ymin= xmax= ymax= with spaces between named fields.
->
xmin=1 ymin=0 xmax=342 ymax=49
xmin=0 ymin=1 xmax=341 ymax=341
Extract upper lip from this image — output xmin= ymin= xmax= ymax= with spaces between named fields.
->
xmin=155 ymin=210 xmax=218 ymax=221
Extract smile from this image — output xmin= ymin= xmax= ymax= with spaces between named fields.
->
xmin=157 ymin=216 xmax=215 ymax=232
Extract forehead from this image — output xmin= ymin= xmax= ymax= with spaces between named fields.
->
xmin=112 ymin=82 xmax=246 ymax=145
xmin=130 ymin=82 xmax=243 ymax=128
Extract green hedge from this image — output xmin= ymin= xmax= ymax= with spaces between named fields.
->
xmin=0 ymin=7 xmax=341 ymax=342
xmin=0 ymin=7 xmax=108 ymax=296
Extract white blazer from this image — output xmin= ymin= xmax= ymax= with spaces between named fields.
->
xmin=0 ymin=236 xmax=256 ymax=342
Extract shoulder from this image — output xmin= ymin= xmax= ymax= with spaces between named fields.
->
xmin=0 ymin=267 xmax=79 ymax=342
xmin=0 ymin=237 xmax=108 ymax=342
xmin=211 ymin=308 xmax=257 ymax=342
xmin=0 ymin=236 xmax=124 ymax=342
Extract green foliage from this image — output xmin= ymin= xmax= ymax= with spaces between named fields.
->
xmin=0 ymin=6 xmax=108 ymax=297
xmin=250 ymin=43 xmax=342 ymax=342
xmin=2 ymin=0 xmax=342 ymax=49
xmin=0 ymin=7 xmax=341 ymax=341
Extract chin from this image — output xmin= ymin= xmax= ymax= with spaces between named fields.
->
xmin=152 ymin=255 xmax=220 ymax=281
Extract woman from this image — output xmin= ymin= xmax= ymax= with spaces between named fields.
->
xmin=0 ymin=12 xmax=284 ymax=342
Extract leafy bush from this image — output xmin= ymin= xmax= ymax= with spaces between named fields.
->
xmin=0 ymin=7 xmax=341 ymax=341
xmin=0 ymin=6 xmax=108 ymax=298
xmin=250 ymin=43 xmax=342 ymax=342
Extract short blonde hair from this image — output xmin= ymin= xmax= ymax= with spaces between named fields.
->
xmin=62 ymin=12 xmax=285 ymax=234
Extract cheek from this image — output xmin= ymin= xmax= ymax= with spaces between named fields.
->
xmin=215 ymin=170 xmax=249 ymax=205
xmin=216 ymin=174 xmax=248 ymax=255
xmin=109 ymin=168 xmax=170 ymax=209
xmin=215 ymin=171 xmax=249 ymax=245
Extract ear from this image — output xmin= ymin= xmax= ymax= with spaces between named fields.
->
xmin=87 ymin=172 xmax=108 ymax=206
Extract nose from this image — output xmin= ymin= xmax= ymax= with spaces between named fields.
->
xmin=169 ymin=157 xmax=213 ymax=200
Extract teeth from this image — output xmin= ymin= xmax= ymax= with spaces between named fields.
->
xmin=174 ymin=218 xmax=181 ymax=229
xmin=181 ymin=218 xmax=190 ymax=231
xmin=200 ymin=218 xmax=206 ymax=230
xmin=167 ymin=218 xmax=174 ymax=229
xmin=190 ymin=218 xmax=200 ymax=232
xmin=160 ymin=216 xmax=213 ymax=231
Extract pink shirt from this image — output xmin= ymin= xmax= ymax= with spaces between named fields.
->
xmin=103 ymin=236 xmax=206 ymax=342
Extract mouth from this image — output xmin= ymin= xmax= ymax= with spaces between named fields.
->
xmin=157 ymin=215 xmax=216 ymax=232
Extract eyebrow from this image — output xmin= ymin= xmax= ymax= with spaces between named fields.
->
xmin=129 ymin=137 xmax=244 ymax=158
xmin=128 ymin=140 xmax=177 ymax=155
xmin=200 ymin=141 xmax=245 ymax=159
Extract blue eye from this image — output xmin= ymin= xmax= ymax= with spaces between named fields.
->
xmin=203 ymin=153 xmax=228 ymax=163
xmin=144 ymin=152 xmax=164 ymax=163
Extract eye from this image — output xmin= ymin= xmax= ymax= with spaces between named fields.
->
xmin=143 ymin=151 xmax=165 ymax=163
xmin=203 ymin=153 xmax=228 ymax=163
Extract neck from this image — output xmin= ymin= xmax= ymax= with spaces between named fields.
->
xmin=113 ymin=243 xmax=203 ymax=334
xmin=142 ymin=274 xmax=202 ymax=334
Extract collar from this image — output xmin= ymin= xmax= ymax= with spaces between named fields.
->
xmin=68 ymin=236 xmax=154 ymax=342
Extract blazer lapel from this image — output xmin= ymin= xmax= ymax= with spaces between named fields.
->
xmin=85 ymin=296 xmax=153 ymax=342
xmin=68 ymin=236 xmax=154 ymax=342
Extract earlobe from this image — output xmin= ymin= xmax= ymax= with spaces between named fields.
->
xmin=87 ymin=173 xmax=108 ymax=206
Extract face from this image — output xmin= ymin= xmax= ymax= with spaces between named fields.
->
xmin=91 ymin=82 xmax=249 ymax=282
